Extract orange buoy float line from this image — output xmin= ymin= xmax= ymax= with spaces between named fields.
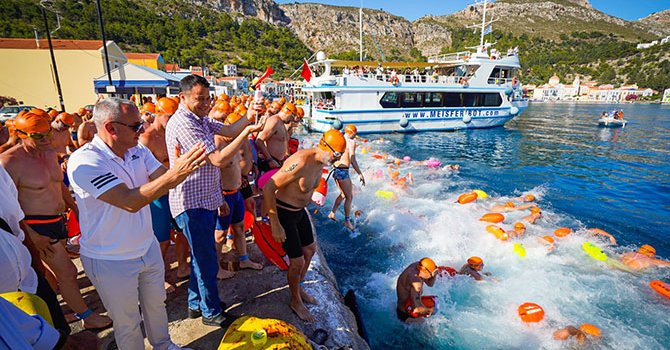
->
xmin=518 ymin=302 xmax=545 ymax=323
xmin=458 ymin=192 xmax=478 ymax=204
xmin=486 ymin=225 xmax=509 ymax=241
xmin=480 ymin=213 xmax=505 ymax=223
xmin=554 ymin=227 xmax=572 ymax=238
xmin=649 ymin=280 xmax=670 ymax=299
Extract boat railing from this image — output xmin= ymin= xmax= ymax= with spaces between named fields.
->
xmin=340 ymin=73 xmax=466 ymax=85
xmin=487 ymin=77 xmax=516 ymax=85
xmin=427 ymin=51 xmax=472 ymax=63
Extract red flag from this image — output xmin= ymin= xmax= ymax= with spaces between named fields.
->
xmin=301 ymin=59 xmax=312 ymax=82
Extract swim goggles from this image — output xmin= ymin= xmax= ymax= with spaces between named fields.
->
xmin=111 ymin=120 xmax=145 ymax=133
xmin=16 ymin=128 xmax=52 ymax=140
xmin=319 ymin=139 xmax=342 ymax=159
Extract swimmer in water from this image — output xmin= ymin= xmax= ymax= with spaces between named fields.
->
xmin=618 ymin=245 xmax=670 ymax=271
xmin=396 ymin=258 xmax=437 ymax=322
xmin=521 ymin=206 xmax=542 ymax=224
xmin=553 ymin=324 xmax=601 ymax=345
xmin=490 ymin=201 xmax=535 ymax=213
xmin=458 ymin=256 xmax=493 ymax=281
xmin=510 ymin=222 xmax=526 ymax=238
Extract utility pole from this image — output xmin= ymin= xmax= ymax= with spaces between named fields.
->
xmin=95 ymin=0 xmax=115 ymax=96
xmin=40 ymin=1 xmax=65 ymax=112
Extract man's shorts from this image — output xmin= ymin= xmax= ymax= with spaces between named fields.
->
xmin=333 ymin=167 xmax=350 ymax=181
xmin=150 ymin=195 xmax=171 ymax=243
xmin=258 ymin=157 xmax=284 ymax=173
xmin=24 ymin=215 xmax=67 ymax=240
xmin=216 ymin=190 xmax=245 ymax=231
xmin=276 ymin=205 xmax=314 ymax=259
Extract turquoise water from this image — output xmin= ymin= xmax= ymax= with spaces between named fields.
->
xmin=307 ymin=103 xmax=670 ymax=349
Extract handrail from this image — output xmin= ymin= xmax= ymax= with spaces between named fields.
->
xmin=427 ymin=51 xmax=472 ymax=63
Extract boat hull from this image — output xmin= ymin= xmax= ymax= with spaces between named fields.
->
xmin=598 ymin=118 xmax=627 ymax=128
xmin=306 ymin=107 xmax=516 ymax=134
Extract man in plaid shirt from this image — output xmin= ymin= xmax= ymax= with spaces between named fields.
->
xmin=166 ymin=74 xmax=264 ymax=327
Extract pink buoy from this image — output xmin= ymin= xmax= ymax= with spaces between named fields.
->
xmin=426 ymin=159 xmax=441 ymax=168
xmin=403 ymin=156 xmax=411 ymax=162
xmin=257 ymin=168 xmax=279 ymax=189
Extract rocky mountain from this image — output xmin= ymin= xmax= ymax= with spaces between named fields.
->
xmin=191 ymin=0 xmax=290 ymax=24
xmin=639 ymin=9 xmax=670 ymax=37
xmin=279 ymin=3 xmax=420 ymax=61
xmin=422 ymin=0 xmax=656 ymax=43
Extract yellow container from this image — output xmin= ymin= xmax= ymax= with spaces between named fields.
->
xmin=218 ymin=316 xmax=311 ymax=349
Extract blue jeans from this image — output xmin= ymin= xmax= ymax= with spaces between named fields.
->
xmin=175 ymin=208 xmax=222 ymax=318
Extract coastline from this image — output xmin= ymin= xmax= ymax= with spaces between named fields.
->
xmin=63 ymin=218 xmax=369 ymax=349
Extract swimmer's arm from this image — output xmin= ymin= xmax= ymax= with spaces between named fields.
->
xmin=410 ymin=281 xmax=425 ymax=311
xmin=652 ymin=259 xmax=670 ymax=267
xmin=210 ymin=125 xmax=260 ymax=166
xmin=216 ymin=109 xmax=254 ymax=138
xmin=425 ymin=275 xmax=436 ymax=287
xmin=61 ymin=183 xmax=78 ymax=218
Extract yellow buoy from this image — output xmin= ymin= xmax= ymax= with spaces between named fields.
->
xmin=473 ymin=189 xmax=488 ymax=199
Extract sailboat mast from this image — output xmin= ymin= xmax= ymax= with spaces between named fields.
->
xmin=359 ymin=0 xmax=363 ymax=61
xmin=480 ymin=0 xmax=487 ymax=47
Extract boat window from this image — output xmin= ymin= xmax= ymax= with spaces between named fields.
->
xmin=380 ymin=92 xmax=399 ymax=108
xmin=443 ymin=93 xmax=462 ymax=107
xmin=380 ymin=92 xmax=502 ymax=108
xmin=401 ymin=93 xmax=422 ymax=108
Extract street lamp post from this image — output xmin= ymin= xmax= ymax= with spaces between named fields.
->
xmin=40 ymin=1 xmax=65 ymax=112
xmin=95 ymin=0 xmax=115 ymax=96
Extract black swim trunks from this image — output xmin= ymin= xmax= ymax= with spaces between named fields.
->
xmin=258 ymin=156 xmax=285 ymax=173
xmin=24 ymin=215 xmax=67 ymax=240
xmin=276 ymin=204 xmax=314 ymax=259
xmin=396 ymin=308 xmax=410 ymax=322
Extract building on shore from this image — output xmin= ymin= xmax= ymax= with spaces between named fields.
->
xmin=663 ymin=88 xmax=670 ymax=103
xmin=0 ymin=38 xmax=126 ymax=110
xmin=529 ymin=75 xmax=654 ymax=103
xmin=125 ymin=52 xmax=165 ymax=71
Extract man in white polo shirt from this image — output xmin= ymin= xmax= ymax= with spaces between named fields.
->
xmin=68 ymin=98 xmax=206 ymax=350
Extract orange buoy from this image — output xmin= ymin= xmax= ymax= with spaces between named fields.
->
xmin=486 ymin=225 xmax=509 ymax=241
xmin=458 ymin=192 xmax=478 ymax=204
xmin=480 ymin=213 xmax=505 ymax=223
xmin=518 ymin=302 xmax=545 ymax=323
xmin=541 ymin=235 xmax=555 ymax=244
xmin=649 ymin=280 xmax=670 ymax=299
xmin=554 ymin=227 xmax=572 ymax=238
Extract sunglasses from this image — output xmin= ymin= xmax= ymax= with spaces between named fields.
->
xmin=16 ymin=128 xmax=52 ymax=140
xmin=111 ymin=120 xmax=145 ymax=133
xmin=320 ymin=139 xmax=342 ymax=158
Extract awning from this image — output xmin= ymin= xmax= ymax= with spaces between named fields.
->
xmin=93 ymin=63 xmax=181 ymax=95
xmin=329 ymin=60 xmax=434 ymax=69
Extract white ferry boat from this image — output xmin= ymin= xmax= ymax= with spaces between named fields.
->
xmin=299 ymin=0 xmax=528 ymax=134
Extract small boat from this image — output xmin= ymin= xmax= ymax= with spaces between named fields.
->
xmin=598 ymin=117 xmax=627 ymax=127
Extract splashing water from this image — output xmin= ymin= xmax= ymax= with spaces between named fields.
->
xmin=301 ymin=103 xmax=670 ymax=349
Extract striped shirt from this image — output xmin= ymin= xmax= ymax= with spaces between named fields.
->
xmin=165 ymin=106 xmax=225 ymax=217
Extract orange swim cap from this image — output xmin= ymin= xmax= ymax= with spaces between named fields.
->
xmin=345 ymin=124 xmax=357 ymax=135
xmin=514 ymin=222 xmax=526 ymax=230
xmin=224 ymin=112 xmax=243 ymax=125
xmin=214 ymin=100 xmax=231 ymax=113
xmin=530 ymin=207 xmax=541 ymax=214
xmin=219 ymin=93 xmax=230 ymax=101
xmin=281 ymin=102 xmax=297 ymax=115
xmin=14 ymin=111 xmax=51 ymax=138
xmin=28 ymin=108 xmax=50 ymax=120
xmin=579 ymin=324 xmax=601 ymax=337
xmin=141 ymin=102 xmax=156 ymax=114
xmin=525 ymin=194 xmax=535 ymax=201
xmin=77 ymin=107 xmax=88 ymax=116
xmin=554 ymin=227 xmax=572 ymax=238
xmin=467 ymin=256 xmax=483 ymax=266
xmin=47 ymin=109 xmax=59 ymax=119
xmin=638 ymin=244 xmax=656 ymax=256
xmin=235 ymin=104 xmax=248 ymax=116
xmin=279 ymin=97 xmax=286 ymax=104
xmin=296 ymin=106 xmax=305 ymax=118
xmin=156 ymin=97 xmax=179 ymax=115
xmin=171 ymin=96 xmax=180 ymax=104
xmin=56 ymin=112 xmax=75 ymax=126
xmin=418 ymin=257 xmax=437 ymax=274
xmin=506 ymin=202 xmax=515 ymax=208
xmin=318 ymin=129 xmax=346 ymax=154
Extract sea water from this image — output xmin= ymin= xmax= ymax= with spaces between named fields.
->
xmin=305 ymin=103 xmax=670 ymax=349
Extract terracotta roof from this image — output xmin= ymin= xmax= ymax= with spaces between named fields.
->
xmin=125 ymin=52 xmax=161 ymax=60
xmin=0 ymin=38 xmax=106 ymax=50
xmin=165 ymin=63 xmax=180 ymax=72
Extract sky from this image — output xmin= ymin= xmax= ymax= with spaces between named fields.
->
xmin=275 ymin=0 xmax=670 ymax=21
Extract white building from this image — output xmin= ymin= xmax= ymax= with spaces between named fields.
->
xmin=530 ymin=75 xmax=654 ymax=103
xmin=663 ymin=88 xmax=670 ymax=103
xmin=224 ymin=64 xmax=237 ymax=77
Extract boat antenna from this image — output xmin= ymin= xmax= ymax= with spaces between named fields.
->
xmin=466 ymin=0 xmax=497 ymax=49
